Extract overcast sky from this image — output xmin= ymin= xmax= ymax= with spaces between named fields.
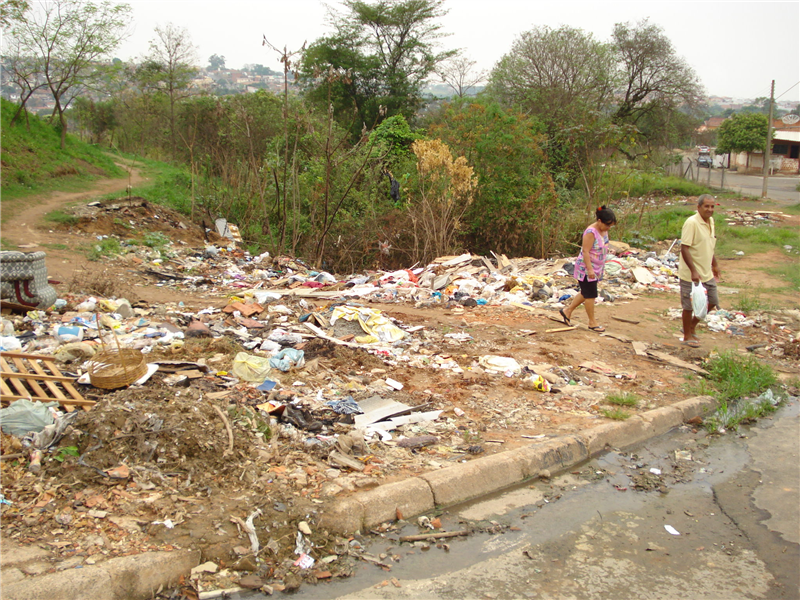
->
xmin=116 ymin=0 xmax=800 ymax=102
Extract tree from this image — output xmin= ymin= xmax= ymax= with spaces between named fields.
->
xmin=6 ymin=0 xmax=132 ymax=148
xmin=611 ymin=19 xmax=703 ymax=134
xmin=435 ymin=55 xmax=486 ymax=98
xmin=716 ymin=113 xmax=769 ymax=156
xmin=208 ymin=53 xmax=225 ymax=71
xmin=1 ymin=36 xmax=48 ymax=127
xmin=0 ymin=0 xmax=29 ymax=28
xmin=300 ymin=0 xmax=456 ymax=132
xmin=488 ymin=26 xmax=616 ymax=127
xmin=145 ymin=23 xmax=198 ymax=159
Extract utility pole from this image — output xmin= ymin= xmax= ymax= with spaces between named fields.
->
xmin=761 ymin=79 xmax=775 ymax=198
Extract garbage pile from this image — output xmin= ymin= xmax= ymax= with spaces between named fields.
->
xmin=1 ymin=198 xmax=797 ymax=595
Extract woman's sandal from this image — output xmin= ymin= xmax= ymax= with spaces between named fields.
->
xmin=588 ymin=325 xmax=606 ymax=332
xmin=682 ymin=338 xmax=700 ymax=348
xmin=558 ymin=308 xmax=571 ymax=326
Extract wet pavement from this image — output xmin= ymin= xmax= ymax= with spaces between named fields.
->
xmin=234 ymin=398 xmax=800 ymax=600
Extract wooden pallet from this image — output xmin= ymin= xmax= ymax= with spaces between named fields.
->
xmin=1 ymin=352 xmax=94 ymax=412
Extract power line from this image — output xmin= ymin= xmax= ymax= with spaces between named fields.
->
xmin=775 ymin=81 xmax=799 ymax=101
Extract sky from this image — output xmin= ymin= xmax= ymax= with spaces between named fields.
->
xmin=115 ymin=0 xmax=800 ymax=102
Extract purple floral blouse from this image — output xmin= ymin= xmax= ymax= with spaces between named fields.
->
xmin=573 ymin=225 xmax=609 ymax=282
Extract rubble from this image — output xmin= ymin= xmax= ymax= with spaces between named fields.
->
xmin=1 ymin=197 xmax=797 ymax=596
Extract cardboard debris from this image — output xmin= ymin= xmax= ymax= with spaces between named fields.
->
xmin=353 ymin=395 xmax=414 ymax=428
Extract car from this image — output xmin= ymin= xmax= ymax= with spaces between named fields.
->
xmin=697 ymin=145 xmax=710 ymax=153
xmin=698 ymin=154 xmax=713 ymax=168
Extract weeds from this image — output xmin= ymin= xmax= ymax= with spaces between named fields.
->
xmin=732 ymin=288 xmax=771 ymax=312
xmin=66 ymin=267 xmax=128 ymax=297
xmin=605 ymin=392 xmax=639 ymax=407
xmin=600 ymin=407 xmax=631 ymax=420
xmin=44 ymin=210 xmax=79 ymax=226
xmin=87 ymin=237 xmax=123 ymax=261
xmin=700 ymin=350 xmax=780 ymax=432
xmin=705 ymin=350 xmax=777 ymax=402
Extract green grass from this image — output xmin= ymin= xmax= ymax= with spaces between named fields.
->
xmin=732 ymin=287 xmax=773 ymax=312
xmin=769 ymin=262 xmax=800 ymax=291
xmin=706 ymin=350 xmax=777 ymax=402
xmin=601 ymin=169 xmax=712 ymax=201
xmin=44 ymin=210 xmax=79 ymax=226
xmin=0 ymin=98 xmax=123 ymax=207
xmin=716 ymin=221 xmax=800 ymax=257
xmin=87 ymin=237 xmax=123 ymax=261
xmin=685 ymin=351 xmax=781 ymax=432
xmin=617 ymin=204 xmax=800 ymax=289
xmin=600 ymin=407 xmax=631 ymax=420
xmin=605 ymin=392 xmax=639 ymax=407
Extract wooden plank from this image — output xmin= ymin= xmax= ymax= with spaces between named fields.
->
xmin=631 ymin=341 xmax=649 ymax=356
xmin=9 ymin=355 xmax=49 ymax=398
xmin=0 ymin=351 xmax=93 ymax=411
xmin=611 ymin=316 xmax=640 ymax=325
xmin=46 ymin=362 xmax=92 ymax=410
xmin=0 ymin=377 xmax=18 ymax=399
xmin=0 ymin=370 xmax=76 ymax=383
xmin=511 ymin=302 xmax=540 ymax=314
xmin=646 ymin=350 xmax=708 ymax=375
xmin=1 ymin=394 xmax=90 ymax=405
xmin=545 ymin=326 xmax=577 ymax=333
xmin=1 ymin=356 xmax=31 ymax=399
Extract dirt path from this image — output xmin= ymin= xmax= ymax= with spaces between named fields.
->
xmin=1 ymin=164 xmax=218 ymax=306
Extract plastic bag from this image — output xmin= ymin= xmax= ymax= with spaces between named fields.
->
xmin=232 ymin=352 xmax=272 ymax=382
xmin=691 ymin=281 xmax=708 ymax=320
xmin=269 ymin=348 xmax=305 ymax=372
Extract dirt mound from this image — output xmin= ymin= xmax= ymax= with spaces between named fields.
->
xmin=65 ymin=197 xmax=222 ymax=247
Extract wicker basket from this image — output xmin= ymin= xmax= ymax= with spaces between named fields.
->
xmin=89 ymin=348 xmax=147 ymax=389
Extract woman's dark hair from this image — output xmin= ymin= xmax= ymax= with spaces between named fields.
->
xmin=596 ymin=205 xmax=616 ymax=225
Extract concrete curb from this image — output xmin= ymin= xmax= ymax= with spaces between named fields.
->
xmin=1 ymin=549 xmax=200 ymax=600
xmin=322 ymin=396 xmax=718 ymax=534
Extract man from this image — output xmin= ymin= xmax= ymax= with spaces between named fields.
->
xmin=678 ymin=194 xmax=720 ymax=347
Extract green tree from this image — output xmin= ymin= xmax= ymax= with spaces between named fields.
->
xmin=145 ymin=23 xmax=198 ymax=159
xmin=715 ymin=113 xmax=769 ymax=155
xmin=300 ymin=0 xmax=455 ymax=133
xmin=0 ymin=0 xmax=29 ymax=28
xmin=426 ymin=98 xmax=562 ymax=257
xmin=208 ymin=53 xmax=225 ymax=70
xmin=6 ymin=0 xmax=131 ymax=148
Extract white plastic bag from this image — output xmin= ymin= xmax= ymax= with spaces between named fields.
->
xmin=691 ymin=281 xmax=708 ymax=320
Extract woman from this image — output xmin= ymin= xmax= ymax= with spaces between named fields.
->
xmin=559 ymin=206 xmax=616 ymax=332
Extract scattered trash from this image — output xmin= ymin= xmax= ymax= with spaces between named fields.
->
xmin=664 ymin=525 xmax=680 ymax=536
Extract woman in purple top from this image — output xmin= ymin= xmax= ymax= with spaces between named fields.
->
xmin=559 ymin=206 xmax=616 ymax=332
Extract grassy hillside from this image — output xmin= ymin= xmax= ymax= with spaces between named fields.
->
xmin=0 ymin=98 xmax=123 ymax=202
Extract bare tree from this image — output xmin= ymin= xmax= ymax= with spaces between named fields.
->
xmin=436 ymin=56 xmax=486 ymax=98
xmin=488 ymin=26 xmax=616 ymax=126
xmin=146 ymin=23 xmax=198 ymax=159
xmin=611 ymin=19 xmax=703 ymax=127
xmin=6 ymin=0 xmax=132 ymax=148
xmin=2 ymin=36 xmax=47 ymax=127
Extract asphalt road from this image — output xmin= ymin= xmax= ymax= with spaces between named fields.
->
xmin=680 ymin=161 xmax=799 ymax=205
xmin=283 ymin=398 xmax=800 ymax=600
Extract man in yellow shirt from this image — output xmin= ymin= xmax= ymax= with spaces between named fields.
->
xmin=678 ymin=194 xmax=720 ymax=347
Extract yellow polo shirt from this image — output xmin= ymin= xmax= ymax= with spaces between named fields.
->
xmin=678 ymin=212 xmax=716 ymax=282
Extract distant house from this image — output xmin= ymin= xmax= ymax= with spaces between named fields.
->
xmin=770 ymin=131 xmax=800 ymax=173
xmin=697 ymin=116 xmax=726 ymax=132
xmin=730 ymin=131 xmax=800 ymax=174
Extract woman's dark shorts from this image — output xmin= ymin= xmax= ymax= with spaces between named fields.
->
xmin=577 ymin=278 xmax=598 ymax=299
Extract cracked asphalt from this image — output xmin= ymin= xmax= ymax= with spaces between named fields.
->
xmin=269 ymin=398 xmax=800 ymax=600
